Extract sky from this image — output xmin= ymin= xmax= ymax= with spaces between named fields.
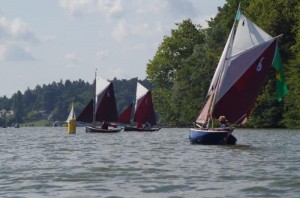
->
xmin=0 ymin=0 xmax=226 ymax=97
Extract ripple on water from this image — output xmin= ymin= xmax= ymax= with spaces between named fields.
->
xmin=0 ymin=128 xmax=300 ymax=197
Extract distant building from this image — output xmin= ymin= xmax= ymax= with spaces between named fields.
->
xmin=0 ymin=109 xmax=14 ymax=118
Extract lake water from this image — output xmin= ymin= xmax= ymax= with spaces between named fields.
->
xmin=0 ymin=127 xmax=299 ymax=198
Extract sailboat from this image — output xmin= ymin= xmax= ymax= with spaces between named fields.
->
xmin=189 ymin=7 xmax=285 ymax=144
xmin=118 ymin=82 xmax=161 ymax=132
xmin=76 ymin=74 xmax=122 ymax=133
xmin=66 ymin=103 xmax=76 ymax=123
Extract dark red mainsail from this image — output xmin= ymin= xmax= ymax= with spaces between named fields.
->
xmin=76 ymin=99 xmax=93 ymax=123
xmin=134 ymin=91 xmax=157 ymax=125
xmin=118 ymin=103 xmax=133 ymax=124
xmin=95 ymin=83 xmax=118 ymax=122
xmin=77 ymin=76 xmax=118 ymax=123
xmin=213 ymin=40 xmax=277 ymax=124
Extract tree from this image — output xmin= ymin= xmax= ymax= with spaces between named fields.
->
xmin=282 ymin=1 xmax=300 ymax=128
xmin=12 ymin=91 xmax=24 ymax=123
xmin=146 ymin=19 xmax=206 ymax=124
xmin=245 ymin=0 xmax=298 ymax=127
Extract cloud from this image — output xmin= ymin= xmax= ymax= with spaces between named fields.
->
xmin=0 ymin=17 xmax=38 ymax=43
xmin=58 ymin=0 xmax=214 ymax=42
xmin=59 ymin=0 xmax=124 ymax=19
xmin=0 ymin=17 xmax=38 ymax=62
xmin=102 ymin=67 xmax=125 ymax=79
xmin=96 ymin=0 xmax=124 ymax=18
xmin=135 ymin=0 xmax=195 ymax=19
xmin=112 ymin=19 xmax=128 ymax=40
xmin=65 ymin=52 xmax=80 ymax=62
xmin=96 ymin=50 xmax=109 ymax=61
xmin=0 ymin=44 xmax=35 ymax=61
xmin=59 ymin=0 xmax=95 ymax=17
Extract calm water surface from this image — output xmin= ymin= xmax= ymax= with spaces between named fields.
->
xmin=0 ymin=127 xmax=299 ymax=198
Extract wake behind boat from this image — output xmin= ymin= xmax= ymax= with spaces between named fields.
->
xmin=118 ymin=82 xmax=160 ymax=132
xmin=190 ymin=5 xmax=287 ymax=145
xmin=77 ymin=73 xmax=122 ymax=133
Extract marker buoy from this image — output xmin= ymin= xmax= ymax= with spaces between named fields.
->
xmin=68 ymin=118 xmax=76 ymax=134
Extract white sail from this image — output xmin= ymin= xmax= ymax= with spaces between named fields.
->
xmin=207 ymin=20 xmax=236 ymax=96
xmin=95 ymin=76 xmax=110 ymax=106
xmin=231 ymin=14 xmax=273 ymax=56
xmin=215 ymin=14 xmax=275 ymax=104
xmin=66 ymin=103 xmax=76 ymax=122
xmin=136 ymin=82 xmax=149 ymax=101
xmin=134 ymin=82 xmax=149 ymax=114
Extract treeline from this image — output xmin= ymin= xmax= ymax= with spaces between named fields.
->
xmin=0 ymin=78 xmax=151 ymax=126
xmin=146 ymin=0 xmax=300 ymax=128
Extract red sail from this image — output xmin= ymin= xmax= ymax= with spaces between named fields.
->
xmin=213 ymin=40 xmax=277 ymax=124
xmin=134 ymin=91 xmax=157 ymax=125
xmin=118 ymin=103 xmax=133 ymax=124
xmin=95 ymin=83 xmax=118 ymax=122
xmin=76 ymin=99 xmax=94 ymax=122
xmin=196 ymin=94 xmax=213 ymax=125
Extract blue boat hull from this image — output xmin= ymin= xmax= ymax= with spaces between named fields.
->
xmin=189 ymin=128 xmax=237 ymax=145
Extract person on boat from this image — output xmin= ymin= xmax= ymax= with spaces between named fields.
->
xmin=144 ymin=121 xmax=152 ymax=129
xmin=101 ymin=120 xmax=109 ymax=129
xmin=218 ymin=115 xmax=229 ymax=128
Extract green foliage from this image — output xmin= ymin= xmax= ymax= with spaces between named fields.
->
xmin=282 ymin=2 xmax=300 ymax=128
xmin=146 ymin=0 xmax=299 ymax=128
xmin=12 ymin=91 xmax=23 ymax=123
xmin=245 ymin=0 xmax=298 ymax=128
xmin=147 ymin=19 xmax=207 ymax=125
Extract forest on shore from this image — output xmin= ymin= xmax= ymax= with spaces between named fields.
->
xmin=146 ymin=0 xmax=299 ymax=128
xmin=0 ymin=0 xmax=299 ymax=128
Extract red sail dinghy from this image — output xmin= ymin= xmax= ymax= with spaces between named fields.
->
xmin=77 ymin=74 xmax=122 ymax=133
xmin=118 ymin=82 xmax=160 ymax=132
xmin=189 ymin=6 xmax=287 ymax=145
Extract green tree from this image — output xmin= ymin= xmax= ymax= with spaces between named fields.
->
xmin=282 ymin=2 xmax=300 ymax=128
xmin=246 ymin=0 xmax=298 ymax=127
xmin=12 ymin=91 xmax=24 ymax=123
xmin=147 ymin=19 xmax=205 ymax=124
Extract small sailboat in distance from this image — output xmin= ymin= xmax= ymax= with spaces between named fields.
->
xmin=77 ymin=72 xmax=122 ymax=133
xmin=66 ymin=103 xmax=76 ymax=134
xmin=189 ymin=5 xmax=287 ymax=145
xmin=66 ymin=103 xmax=76 ymax=123
xmin=118 ymin=82 xmax=160 ymax=132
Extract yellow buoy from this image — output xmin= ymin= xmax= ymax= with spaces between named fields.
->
xmin=68 ymin=118 xmax=76 ymax=134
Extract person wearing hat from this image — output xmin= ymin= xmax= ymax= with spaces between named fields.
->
xmin=218 ymin=115 xmax=229 ymax=128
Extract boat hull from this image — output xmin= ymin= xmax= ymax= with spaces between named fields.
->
xmin=86 ymin=126 xmax=122 ymax=133
xmin=189 ymin=128 xmax=236 ymax=145
xmin=124 ymin=126 xmax=161 ymax=132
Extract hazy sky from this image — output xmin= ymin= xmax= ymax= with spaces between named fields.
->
xmin=0 ymin=0 xmax=225 ymax=97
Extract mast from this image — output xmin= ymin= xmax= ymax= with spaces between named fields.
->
xmin=92 ymin=68 xmax=97 ymax=126
xmin=131 ymin=77 xmax=138 ymax=124
xmin=209 ymin=12 xmax=238 ymax=127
